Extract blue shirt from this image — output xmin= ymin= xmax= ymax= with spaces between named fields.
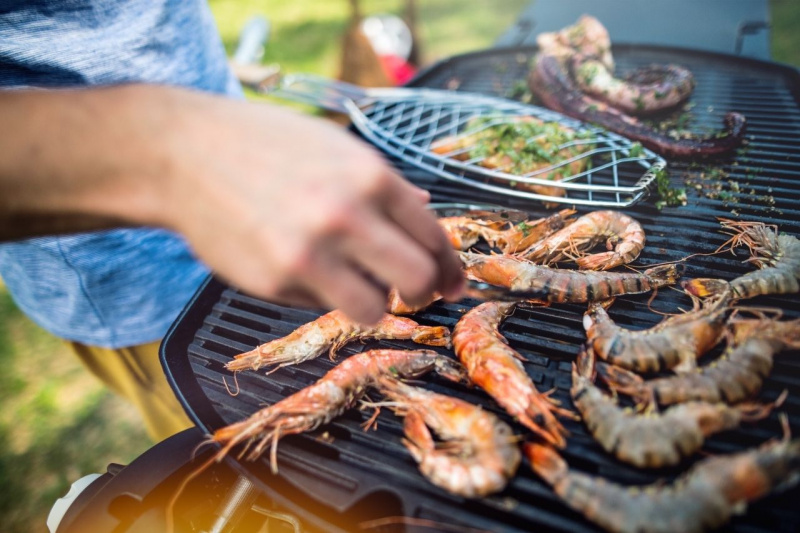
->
xmin=0 ymin=1 xmax=242 ymax=347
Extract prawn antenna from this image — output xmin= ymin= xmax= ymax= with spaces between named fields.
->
xmin=222 ymin=372 xmax=241 ymax=396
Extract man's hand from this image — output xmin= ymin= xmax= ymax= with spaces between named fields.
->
xmin=0 ymin=85 xmax=464 ymax=323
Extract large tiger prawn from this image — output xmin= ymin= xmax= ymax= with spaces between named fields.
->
xmin=525 ymin=426 xmax=800 ymax=533
xmin=600 ymin=316 xmax=800 ymax=407
xmin=684 ymin=219 xmax=800 ymax=300
xmin=572 ymin=347 xmax=781 ymax=468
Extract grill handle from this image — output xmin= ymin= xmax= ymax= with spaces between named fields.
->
xmin=633 ymin=160 xmax=666 ymax=204
xmin=263 ymin=74 xmax=368 ymax=113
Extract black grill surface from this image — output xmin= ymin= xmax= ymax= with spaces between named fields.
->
xmin=162 ymin=45 xmax=800 ymax=533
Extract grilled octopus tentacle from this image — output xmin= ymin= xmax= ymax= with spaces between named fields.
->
xmin=529 ymin=54 xmax=746 ymax=160
xmin=571 ymin=55 xmax=696 ymax=116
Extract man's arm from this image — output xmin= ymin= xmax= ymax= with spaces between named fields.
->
xmin=0 ymin=85 xmax=463 ymax=323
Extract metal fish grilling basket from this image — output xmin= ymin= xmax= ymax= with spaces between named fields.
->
xmin=264 ymin=74 xmax=667 ymax=208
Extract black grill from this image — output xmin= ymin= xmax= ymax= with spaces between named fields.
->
xmin=162 ymin=45 xmax=800 ymax=533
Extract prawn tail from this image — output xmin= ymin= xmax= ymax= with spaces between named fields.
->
xmin=682 ymin=278 xmax=731 ymax=298
xmin=225 ymin=349 xmax=264 ymax=372
xmin=433 ymin=357 xmax=471 ymax=385
xmin=576 ymin=251 xmax=618 ymax=271
xmin=523 ymin=443 xmax=568 ymax=485
xmin=575 ymin=346 xmax=596 ymax=380
xmin=738 ymin=390 xmax=787 ymax=422
xmin=644 ymin=263 xmax=683 ymax=288
xmin=596 ymin=362 xmax=652 ymax=406
xmin=523 ymin=400 xmax=570 ymax=449
xmin=411 ymin=326 xmax=453 ymax=349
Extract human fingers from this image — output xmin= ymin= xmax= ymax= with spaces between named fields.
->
xmin=301 ymin=254 xmax=388 ymax=325
xmin=378 ymin=173 xmax=464 ymax=300
xmin=341 ymin=207 xmax=440 ymax=307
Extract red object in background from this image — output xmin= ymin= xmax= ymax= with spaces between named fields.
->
xmin=361 ymin=14 xmax=416 ymax=87
xmin=378 ymin=54 xmax=417 ymax=85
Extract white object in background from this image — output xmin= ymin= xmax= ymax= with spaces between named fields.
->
xmin=360 ymin=14 xmax=413 ymax=60
xmin=47 ymin=473 xmax=102 ymax=533
xmin=233 ymin=15 xmax=271 ymax=65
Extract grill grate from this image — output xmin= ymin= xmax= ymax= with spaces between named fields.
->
xmin=163 ymin=45 xmax=800 ymax=533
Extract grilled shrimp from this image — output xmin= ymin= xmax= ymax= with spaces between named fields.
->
xmin=525 ymin=431 xmax=800 ymax=533
xmin=213 ymin=349 xmax=467 ymax=473
xmin=459 ymin=251 xmax=680 ymax=303
xmin=518 ymin=210 xmax=645 ymax=271
xmin=387 ymin=288 xmax=441 ymax=315
xmin=376 ymin=377 xmax=520 ymax=498
xmin=453 ymin=301 xmax=571 ymax=447
xmin=572 ymin=348 xmax=780 ymax=468
xmin=438 ymin=215 xmax=508 ymax=250
xmin=498 ymin=209 xmax=577 ymax=254
xmin=583 ymin=292 xmax=730 ymax=373
xmin=437 ymin=209 xmax=576 ymax=253
xmin=226 ymin=310 xmax=451 ymax=373
xmin=684 ymin=219 xmax=800 ymax=299
xmin=600 ymin=317 xmax=800 ymax=407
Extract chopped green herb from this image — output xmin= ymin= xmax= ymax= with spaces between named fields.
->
xmin=516 ymin=221 xmax=532 ymax=237
xmin=653 ymin=168 xmax=687 ymax=209
xmin=628 ymin=142 xmax=644 ymax=158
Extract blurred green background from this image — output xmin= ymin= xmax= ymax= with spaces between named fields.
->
xmin=1 ymin=1 xmax=797 ymax=532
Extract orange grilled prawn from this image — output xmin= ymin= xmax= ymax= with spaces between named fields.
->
xmin=684 ymin=219 xmax=800 ymax=299
xmin=438 ymin=209 xmax=576 ymax=253
xmin=459 ymin=251 xmax=680 ymax=303
xmin=213 ymin=349 xmax=467 ymax=473
xmin=525 ymin=430 xmax=800 ymax=533
xmin=518 ymin=210 xmax=645 ymax=271
xmin=600 ymin=317 xmax=800 ymax=407
xmin=583 ymin=292 xmax=730 ymax=373
xmin=226 ymin=310 xmax=451 ymax=373
xmin=375 ymin=377 xmax=520 ymax=498
xmin=438 ymin=215 xmax=508 ymax=250
xmin=572 ymin=348 xmax=780 ymax=468
xmin=452 ymin=301 xmax=571 ymax=447
xmin=386 ymin=288 xmax=441 ymax=315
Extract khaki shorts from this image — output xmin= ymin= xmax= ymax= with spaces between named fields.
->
xmin=67 ymin=340 xmax=193 ymax=442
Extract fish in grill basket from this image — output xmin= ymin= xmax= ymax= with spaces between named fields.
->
xmin=525 ymin=425 xmax=800 ymax=533
xmin=430 ymin=116 xmax=595 ymax=201
xmin=571 ymin=346 xmax=782 ymax=469
xmin=214 ymin=349 xmax=467 ymax=473
xmin=225 ymin=310 xmax=451 ymax=373
xmin=374 ymin=377 xmax=520 ymax=498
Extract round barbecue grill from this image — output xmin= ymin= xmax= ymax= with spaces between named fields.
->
xmin=56 ymin=44 xmax=800 ymax=533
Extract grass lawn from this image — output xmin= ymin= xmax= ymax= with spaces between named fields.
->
xmin=1 ymin=2 xmax=796 ymax=532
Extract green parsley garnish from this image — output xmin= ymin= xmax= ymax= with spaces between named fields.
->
xmin=653 ymin=168 xmax=687 ymax=210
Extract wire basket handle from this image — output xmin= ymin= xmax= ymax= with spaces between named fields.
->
xmin=263 ymin=73 xmax=368 ymax=113
xmin=632 ymin=160 xmax=665 ymax=203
